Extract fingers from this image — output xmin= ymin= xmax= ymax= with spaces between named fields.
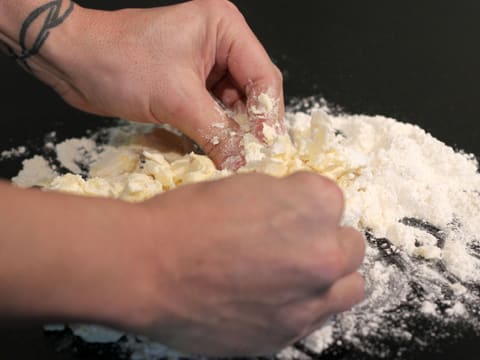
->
xmin=214 ymin=6 xmax=285 ymax=138
xmin=246 ymin=81 xmax=286 ymax=141
xmin=305 ymin=229 xmax=365 ymax=328
xmin=165 ymin=77 xmax=244 ymax=170
xmin=311 ymin=226 xmax=366 ymax=286
xmin=163 ymin=2 xmax=286 ymax=167
xmin=323 ymin=272 xmax=365 ymax=314
xmin=275 ymin=272 xmax=365 ymax=347
xmin=211 ymin=74 xmax=246 ymax=113
xmin=281 ymin=172 xmax=365 ymax=283
xmin=305 ymin=272 xmax=365 ymax=333
xmin=284 ymin=172 xmax=346 ymax=224
xmin=336 ymin=227 xmax=367 ymax=277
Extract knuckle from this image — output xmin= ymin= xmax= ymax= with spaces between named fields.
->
xmin=273 ymin=65 xmax=284 ymax=83
xmin=317 ymin=181 xmax=344 ymax=222
xmin=320 ymin=247 xmax=346 ymax=280
xmin=287 ymin=171 xmax=321 ymax=190
xmin=224 ymin=0 xmax=242 ymax=14
xmin=288 ymin=172 xmax=344 ymax=219
xmin=202 ymin=0 xmax=242 ymax=16
xmin=264 ymin=65 xmax=283 ymax=89
xmin=244 ymin=172 xmax=276 ymax=187
xmin=320 ymin=177 xmax=345 ymax=212
xmin=339 ymin=226 xmax=366 ymax=270
xmin=305 ymin=243 xmax=346 ymax=282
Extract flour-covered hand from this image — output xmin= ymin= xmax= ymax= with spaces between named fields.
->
xmin=1 ymin=0 xmax=284 ymax=169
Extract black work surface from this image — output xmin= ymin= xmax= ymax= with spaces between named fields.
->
xmin=0 ymin=1 xmax=479 ymax=359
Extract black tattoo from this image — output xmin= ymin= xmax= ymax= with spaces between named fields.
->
xmin=6 ymin=0 xmax=74 ymax=71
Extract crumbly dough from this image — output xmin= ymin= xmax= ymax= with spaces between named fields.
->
xmin=13 ymin=98 xmax=480 ymax=359
xmin=12 ymin=101 xmax=480 ymax=280
xmin=41 ymin=109 xmax=359 ymax=203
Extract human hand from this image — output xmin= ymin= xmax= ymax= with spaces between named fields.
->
xmin=117 ymin=172 xmax=365 ymax=356
xmin=29 ymin=0 xmax=284 ymax=169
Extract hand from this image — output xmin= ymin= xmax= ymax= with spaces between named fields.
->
xmin=29 ymin=0 xmax=285 ymax=169
xmin=117 ymin=172 xmax=365 ymax=356
xmin=0 ymin=172 xmax=364 ymax=356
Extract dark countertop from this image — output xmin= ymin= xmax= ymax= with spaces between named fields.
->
xmin=1 ymin=1 xmax=479 ymax=359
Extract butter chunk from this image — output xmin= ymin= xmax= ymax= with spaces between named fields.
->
xmin=90 ymin=147 xmax=139 ymax=177
xmin=183 ymin=154 xmax=217 ymax=184
xmin=120 ymin=173 xmax=163 ymax=202
xmin=47 ymin=174 xmax=86 ymax=195
xmin=142 ymin=151 xmax=175 ymax=189
xmin=84 ymin=177 xmax=116 ymax=198
xmin=170 ymin=153 xmax=217 ymax=185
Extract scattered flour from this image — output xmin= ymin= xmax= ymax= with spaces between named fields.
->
xmin=55 ymin=138 xmax=99 ymax=174
xmin=420 ymin=301 xmax=438 ymax=316
xmin=0 ymin=145 xmax=27 ymax=159
xmin=12 ymin=155 xmax=56 ymax=188
xmin=7 ymin=98 xmax=480 ymax=359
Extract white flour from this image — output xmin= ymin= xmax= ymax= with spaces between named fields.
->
xmin=1 ymin=145 xmax=27 ymax=159
xmin=11 ymin=155 xmax=57 ymax=188
xmin=55 ymin=138 xmax=99 ymax=174
xmin=7 ymin=98 xmax=480 ymax=359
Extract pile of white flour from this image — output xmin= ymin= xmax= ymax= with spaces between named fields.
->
xmin=5 ymin=99 xmax=480 ymax=359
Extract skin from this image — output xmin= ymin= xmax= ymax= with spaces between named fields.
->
xmin=1 ymin=0 xmax=285 ymax=168
xmin=0 ymin=0 xmax=366 ymax=356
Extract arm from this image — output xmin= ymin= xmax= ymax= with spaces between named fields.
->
xmin=0 ymin=173 xmax=365 ymax=356
xmin=0 ymin=0 xmax=285 ymax=169
xmin=0 ymin=180 xmax=146 ymax=325
xmin=0 ymin=1 xmax=366 ymax=356
xmin=0 ymin=1 xmax=74 ymax=71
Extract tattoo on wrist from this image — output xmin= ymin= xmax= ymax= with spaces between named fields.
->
xmin=6 ymin=0 xmax=74 ymax=71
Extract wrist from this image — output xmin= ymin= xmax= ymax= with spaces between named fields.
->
xmin=104 ymin=201 xmax=173 ymax=334
xmin=0 ymin=1 xmax=78 ymax=67
xmin=43 ymin=5 xmax=104 ymax=67
xmin=58 ymin=198 xmax=174 ymax=336
xmin=39 ymin=6 xmax=137 ymax=116
xmin=0 ymin=183 xmax=154 ymax=328
xmin=52 ymin=198 xmax=158 ymax=329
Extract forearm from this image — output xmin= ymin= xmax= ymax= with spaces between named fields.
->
xmin=0 ymin=181 xmax=149 ymax=327
xmin=0 ymin=0 xmax=130 ymax=117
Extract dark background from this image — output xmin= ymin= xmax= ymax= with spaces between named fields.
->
xmin=1 ymin=1 xmax=479 ymax=359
